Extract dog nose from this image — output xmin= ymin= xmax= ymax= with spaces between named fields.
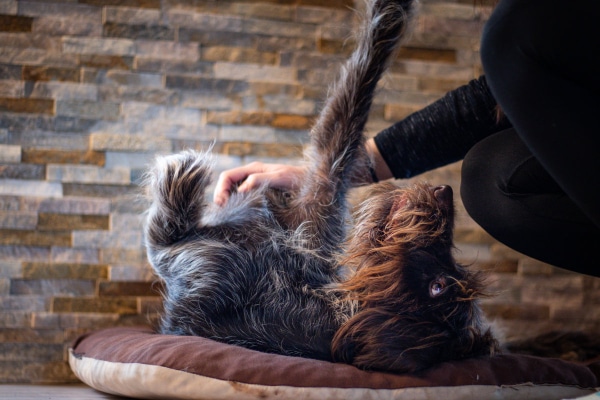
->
xmin=433 ymin=185 xmax=453 ymax=207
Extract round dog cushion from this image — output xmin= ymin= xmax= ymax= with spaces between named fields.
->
xmin=69 ymin=326 xmax=599 ymax=400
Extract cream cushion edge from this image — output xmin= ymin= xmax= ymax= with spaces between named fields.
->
xmin=68 ymin=349 xmax=596 ymax=400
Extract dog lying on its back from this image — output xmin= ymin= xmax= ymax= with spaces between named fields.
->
xmin=143 ymin=0 xmax=499 ymax=373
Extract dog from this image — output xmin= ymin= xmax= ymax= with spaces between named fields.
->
xmin=143 ymin=0 xmax=500 ymax=373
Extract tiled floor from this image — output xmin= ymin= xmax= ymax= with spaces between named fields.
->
xmin=0 ymin=384 xmax=131 ymax=399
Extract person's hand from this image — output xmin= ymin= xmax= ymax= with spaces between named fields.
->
xmin=213 ymin=162 xmax=306 ymax=206
xmin=213 ymin=139 xmax=392 ymax=205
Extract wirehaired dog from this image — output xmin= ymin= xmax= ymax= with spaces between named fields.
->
xmin=143 ymin=0 xmax=499 ymax=373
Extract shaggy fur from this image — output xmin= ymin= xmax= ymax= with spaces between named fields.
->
xmin=143 ymin=0 xmax=499 ymax=373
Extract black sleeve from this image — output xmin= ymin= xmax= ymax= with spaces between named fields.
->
xmin=373 ymin=75 xmax=512 ymax=179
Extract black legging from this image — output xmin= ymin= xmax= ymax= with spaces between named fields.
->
xmin=461 ymin=0 xmax=600 ymax=276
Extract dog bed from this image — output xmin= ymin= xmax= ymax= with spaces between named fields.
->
xmin=69 ymin=326 xmax=599 ymax=400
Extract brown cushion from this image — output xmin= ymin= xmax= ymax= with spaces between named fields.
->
xmin=69 ymin=326 xmax=600 ymax=400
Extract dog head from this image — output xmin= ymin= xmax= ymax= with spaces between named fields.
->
xmin=333 ymin=182 xmax=499 ymax=372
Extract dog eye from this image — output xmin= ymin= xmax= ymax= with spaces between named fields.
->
xmin=429 ymin=279 xmax=447 ymax=297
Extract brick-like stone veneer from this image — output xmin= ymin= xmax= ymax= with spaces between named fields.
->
xmin=0 ymin=0 xmax=598 ymax=383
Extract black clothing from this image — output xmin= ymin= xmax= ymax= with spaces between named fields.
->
xmin=461 ymin=129 xmax=599 ymax=272
xmin=374 ymin=76 xmax=511 ymax=179
xmin=374 ymin=0 xmax=600 ymax=275
xmin=481 ymin=0 xmax=600 ymax=229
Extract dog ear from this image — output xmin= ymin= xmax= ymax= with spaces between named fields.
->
xmin=332 ymin=308 xmax=499 ymax=373
xmin=459 ymin=326 xmax=500 ymax=359
xmin=332 ymin=309 xmax=451 ymax=373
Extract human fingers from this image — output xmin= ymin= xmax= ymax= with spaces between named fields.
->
xmin=236 ymin=166 xmax=300 ymax=193
xmin=214 ymin=163 xmax=305 ymax=206
xmin=213 ymin=162 xmax=267 ymax=206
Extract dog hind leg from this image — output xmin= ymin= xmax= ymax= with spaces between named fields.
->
xmin=287 ymin=0 xmax=416 ymax=256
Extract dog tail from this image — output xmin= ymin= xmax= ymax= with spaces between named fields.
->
xmin=143 ymin=150 xmax=212 ymax=248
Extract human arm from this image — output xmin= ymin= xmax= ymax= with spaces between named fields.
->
xmin=374 ymin=75 xmax=512 ymax=179
xmin=214 ymin=76 xmax=510 ymax=204
xmin=365 ymin=137 xmax=394 ymax=182
xmin=213 ymin=142 xmax=390 ymax=206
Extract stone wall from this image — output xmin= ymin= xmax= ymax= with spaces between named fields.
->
xmin=1 ymin=0 xmax=598 ymax=383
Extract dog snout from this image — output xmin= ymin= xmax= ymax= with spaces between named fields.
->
xmin=433 ymin=185 xmax=453 ymax=208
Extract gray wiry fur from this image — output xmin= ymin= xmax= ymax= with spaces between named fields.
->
xmin=143 ymin=0 xmax=499 ymax=373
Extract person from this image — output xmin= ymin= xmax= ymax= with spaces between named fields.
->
xmin=213 ymin=0 xmax=600 ymax=277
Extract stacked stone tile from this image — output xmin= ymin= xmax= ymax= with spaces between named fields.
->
xmin=0 ymin=0 xmax=597 ymax=383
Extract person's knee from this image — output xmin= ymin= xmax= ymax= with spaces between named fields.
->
xmin=460 ymin=131 xmax=521 ymax=233
xmin=460 ymin=140 xmax=498 ymax=230
xmin=461 ymin=149 xmax=520 ymax=251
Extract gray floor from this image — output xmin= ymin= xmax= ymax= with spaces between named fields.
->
xmin=0 ymin=384 xmax=131 ymax=399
